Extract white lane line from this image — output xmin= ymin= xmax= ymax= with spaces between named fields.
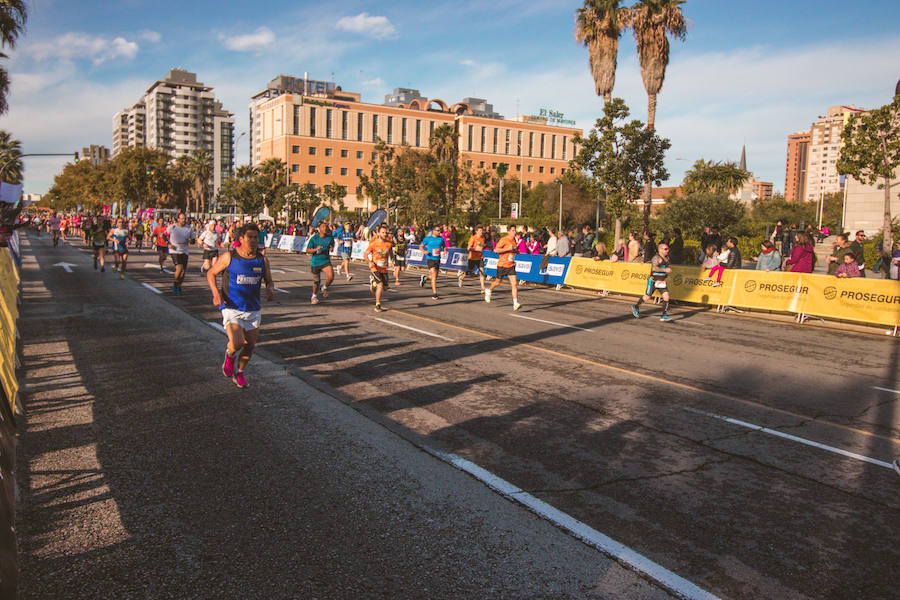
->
xmin=872 ymin=386 xmax=900 ymax=395
xmin=685 ymin=407 xmax=893 ymax=470
xmin=434 ymin=451 xmax=720 ymax=600
xmin=282 ymin=267 xmax=304 ymax=273
xmin=274 ymin=287 xmax=290 ymax=294
xmin=270 ymin=269 xmax=286 ymax=274
xmin=207 ymin=321 xmax=226 ymax=334
xmin=374 ymin=318 xmax=455 ymax=342
xmin=509 ymin=313 xmax=593 ymax=332
xmin=141 ymin=282 xmax=162 ymax=295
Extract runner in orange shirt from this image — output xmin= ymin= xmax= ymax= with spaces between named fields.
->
xmin=365 ymin=224 xmax=393 ymax=312
xmin=485 ymin=224 xmax=521 ymax=310
xmin=458 ymin=224 xmax=486 ymax=293
xmin=151 ymin=219 xmax=170 ymax=272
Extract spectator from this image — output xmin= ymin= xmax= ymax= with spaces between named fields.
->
xmin=848 ymin=230 xmax=867 ymax=277
xmin=773 ymin=220 xmax=784 ymax=253
xmin=835 ymin=253 xmax=861 ymax=278
xmin=826 ymin=234 xmax=856 ymax=275
xmin=591 ymin=241 xmax=610 ymax=261
xmin=668 ymin=228 xmax=684 ymax=264
xmin=642 ymin=231 xmax=657 ymax=264
xmin=784 ymin=231 xmax=815 ymax=273
xmin=448 ymin=225 xmax=459 ymax=248
xmin=756 ymin=240 xmax=782 ymax=271
xmin=555 ymin=230 xmax=571 ymax=257
xmin=708 ymin=227 xmax=722 ymax=252
xmin=817 ymin=225 xmax=830 ymax=242
xmin=700 ymin=244 xmax=717 ymax=272
xmin=699 ymin=227 xmax=712 ymax=262
xmin=525 ymin=234 xmax=541 ymax=254
xmin=545 ymin=229 xmax=558 ymax=257
xmin=704 ymin=240 xmax=733 ymax=286
xmin=515 ymin=230 xmax=528 ymax=254
xmin=782 ymin=225 xmax=795 ymax=259
xmin=627 ymin=231 xmax=642 ymax=263
xmin=724 ymin=236 xmax=742 ymax=270
xmin=892 ymin=241 xmax=900 ymax=280
xmin=610 ymin=240 xmax=626 ymax=262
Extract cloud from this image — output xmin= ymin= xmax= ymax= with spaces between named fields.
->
xmin=361 ymin=77 xmax=385 ymax=87
xmin=138 ymin=30 xmax=161 ymax=43
xmin=220 ymin=26 xmax=275 ymax=52
xmin=336 ymin=13 xmax=397 ymax=40
xmin=460 ymin=59 xmax=476 ymax=67
xmin=28 ymin=32 xmax=139 ymax=65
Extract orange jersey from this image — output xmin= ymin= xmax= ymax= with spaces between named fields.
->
xmin=365 ymin=239 xmax=393 ymax=273
xmin=467 ymin=234 xmax=485 ymax=260
xmin=495 ymin=236 xmax=517 ymax=268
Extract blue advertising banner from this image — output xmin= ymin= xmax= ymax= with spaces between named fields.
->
xmin=404 ymin=247 xmax=467 ymax=271
xmin=268 ymin=234 xmax=281 ymax=249
xmin=482 ymin=252 xmax=570 ymax=285
xmin=291 ymin=236 xmax=307 ymax=252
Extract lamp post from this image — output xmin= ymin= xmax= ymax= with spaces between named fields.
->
xmin=556 ymin=178 xmax=563 ymax=233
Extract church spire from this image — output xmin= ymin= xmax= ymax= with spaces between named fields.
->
xmin=739 ymin=144 xmax=747 ymax=171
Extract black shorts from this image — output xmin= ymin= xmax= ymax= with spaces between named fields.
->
xmin=172 ymin=253 xmax=188 ymax=267
xmin=115 ymin=248 xmax=128 ymax=255
xmin=311 ymin=262 xmax=332 ymax=275
xmin=393 ymin=257 xmax=406 ymax=266
xmin=156 ymin=245 xmax=168 ymax=254
xmin=426 ymin=259 xmax=441 ymax=270
xmin=371 ymin=271 xmax=389 ymax=287
xmin=203 ymin=249 xmax=218 ymax=261
xmin=467 ymin=259 xmax=484 ymax=272
xmin=92 ymin=242 xmax=105 ymax=250
xmin=497 ymin=265 xmax=516 ymax=279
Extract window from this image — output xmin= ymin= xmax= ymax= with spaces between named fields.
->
xmin=516 ymin=164 xmax=521 ymax=171
xmin=539 ymin=166 xmax=544 ymax=173
xmin=292 ymin=145 xmax=300 ymax=154
xmin=325 ymin=166 xmax=332 ymax=175
xmin=355 ymin=185 xmax=362 ymax=196
xmin=429 ymin=121 xmax=434 ymax=138
xmin=340 ymin=167 xmax=348 ymax=176
xmin=326 ymin=109 xmax=333 ymax=138
xmin=527 ymin=181 xmax=532 ymax=188
xmin=562 ymin=136 xmax=567 ymax=160
xmin=356 ymin=151 xmax=363 ymax=159
xmin=493 ymin=128 xmax=498 ymax=153
xmin=401 ymin=118 xmax=407 ymax=144
xmin=479 ymin=161 xmax=485 ymax=168
xmin=325 ymin=148 xmax=333 ymax=157
xmin=387 ymin=116 xmax=393 ymax=144
xmin=371 ymin=151 xmax=377 ymax=161
xmin=309 ymin=107 xmax=316 ymax=136
xmin=308 ymin=165 xmax=316 ymax=173
xmin=357 ymin=113 xmax=363 ymax=142
xmin=466 ymin=160 xmax=473 ymax=166
xmin=480 ymin=127 xmax=486 ymax=152
xmin=416 ymin=120 xmax=422 ymax=147
xmin=505 ymin=129 xmax=510 ymax=154
xmin=372 ymin=114 xmax=378 ymax=141
xmin=528 ymin=132 xmax=534 ymax=157
xmin=551 ymin=135 xmax=556 ymax=159
xmin=517 ymin=131 xmax=522 ymax=156
xmin=527 ymin=165 xmax=533 ymax=172
xmin=308 ymin=146 xmax=316 ymax=155
xmin=540 ymin=134 xmax=545 ymax=158
xmin=467 ymin=124 xmax=473 ymax=151
xmin=291 ymin=164 xmax=299 ymax=173
xmin=340 ymin=149 xmax=348 ymax=158
xmin=550 ymin=167 xmax=555 ymax=174
xmin=356 ymin=168 xmax=363 ymax=176
xmin=341 ymin=111 xmax=348 ymax=140
xmin=492 ymin=162 xmax=497 ymax=169
xmin=293 ymin=105 xmax=300 ymax=135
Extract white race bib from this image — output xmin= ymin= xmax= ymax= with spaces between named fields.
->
xmin=654 ymin=280 xmax=668 ymax=289
xmin=376 ymin=259 xmax=387 ymax=267
xmin=431 ymin=248 xmax=441 ymax=256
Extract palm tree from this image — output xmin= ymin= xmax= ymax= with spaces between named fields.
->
xmin=630 ymin=0 xmax=687 ymax=229
xmin=0 ymin=129 xmax=22 ymax=183
xmin=0 ymin=1 xmax=27 ymax=114
xmin=185 ymin=150 xmax=213 ymax=215
xmin=575 ymin=0 xmax=628 ymax=104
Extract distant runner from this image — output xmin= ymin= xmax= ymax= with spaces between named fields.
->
xmin=485 ymin=224 xmax=521 ymax=310
xmin=631 ymin=243 xmax=673 ymax=322
xmin=335 ymin=221 xmax=355 ymax=281
xmin=87 ymin=217 xmax=108 ymax=272
xmin=167 ymin=213 xmax=194 ymax=295
xmin=107 ymin=217 xmax=129 ymax=279
xmin=419 ymin=225 xmax=445 ymax=300
xmin=305 ymin=220 xmax=335 ymax=304
xmin=365 ymin=224 xmax=393 ymax=312
xmin=392 ymin=228 xmax=408 ymax=285
xmin=151 ymin=219 xmax=169 ymax=272
xmin=459 ymin=224 xmax=486 ymax=293
xmin=46 ymin=212 xmax=61 ymax=246
xmin=198 ymin=220 xmax=220 ymax=274
xmin=207 ymin=222 xmax=274 ymax=389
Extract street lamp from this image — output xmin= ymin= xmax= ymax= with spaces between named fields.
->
xmin=555 ymin=178 xmax=563 ymax=233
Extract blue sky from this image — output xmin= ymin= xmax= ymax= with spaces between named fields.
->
xmin=3 ymin=0 xmax=900 ymax=195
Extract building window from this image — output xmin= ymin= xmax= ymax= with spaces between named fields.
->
xmin=517 ymin=131 xmax=522 ymax=156
xmin=340 ymin=149 xmax=348 ymax=158
xmin=308 ymin=165 xmax=316 ymax=173
xmin=479 ymin=161 xmax=485 ymax=168
xmin=326 ymin=109 xmax=333 ymax=138
xmin=493 ymin=128 xmax=498 ymax=153
xmin=505 ymin=129 xmax=510 ymax=154
xmin=293 ymin=105 xmax=300 ymax=135
xmin=466 ymin=160 xmax=473 ymax=166
xmin=340 ymin=167 xmax=348 ymax=176
xmin=356 ymin=150 xmax=363 ymax=159
xmin=480 ymin=127 xmax=485 ymax=152
xmin=539 ymin=166 xmax=544 ymax=173
xmin=416 ymin=120 xmax=421 ymax=147
xmin=540 ymin=134 xmax=545 ymax=158
xmin=355 ymin=185 xmax=362 ymax=196
xmin=325 ymin=148 xmax=333 ymax=157
xmin=357 ymin=112 xmax=363 ymax=142
xmin=387 ymin=116 xmax=393 ymax=144
xmin=561 ymin=168 xmax=566 ymax=174
xmin=527 ymin=165 xmax=533 ymax=172
xmin=550 ymin=167 xmax=555 ymax=174
xmin=492 ymin=162 xmax=497 ymax=169
xmin=429 ymin=121 xmax=434 ymax=138
xmin=528 ymin=132 xmax=534 ymax=157
xmin=291 ymin=164 xmax=299 ymax=173
xmin=341 ymin=111 xmax=348 ymax=140
xmin=467 ymin=124 xmax=473 ymax=152
xmin=325 ymin=166 xmax=332 ymax=175
xmin=401 ymin=118 xmax=407 ymax=144
xmin=371 ymin=151 xmax=377 ymax=161
xmin=356 ymin=168 xmax=363 ymax=176
xmin=308 ymin=146 xmax=316 ymax=155
xmin=527 ymin=181 xmax=532 ymax=188
xmin=562 ymin=136 xmax=567 ymax=160
xmin=372 ymin=114 xmax=378 ymax=141
xmin=551 ymin=135 xmax=556 ymax=159
xmin=292 ymin=145 xmax=300 ymax=154
xmin=516 ymin=164 xmax=521 ymax=171
xmin=309 ymin=107 xmax=316 ymax=137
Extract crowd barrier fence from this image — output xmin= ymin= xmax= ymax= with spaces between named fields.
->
xmin=0 ymin=233 xmax=20 ymax=596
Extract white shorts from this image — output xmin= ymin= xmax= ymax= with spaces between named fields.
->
xmin=221 ymin=309 xmax=261 ymax=331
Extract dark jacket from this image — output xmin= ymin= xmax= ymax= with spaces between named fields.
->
xmin=724 ymin=245 xmax=742 ymax=269
xmin=669 ymin=235 xmax=684 ymax=264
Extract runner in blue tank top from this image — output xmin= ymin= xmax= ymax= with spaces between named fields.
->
xmin=207 ymin=222 xmax=274 ymax=388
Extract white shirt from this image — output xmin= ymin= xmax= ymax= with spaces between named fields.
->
xmin=168 ymin=225 xmax=194 ymax=254
xmin=199 ymin=229 xmax=219 ymax=250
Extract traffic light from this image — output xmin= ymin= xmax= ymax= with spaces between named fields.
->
xmin=73 ymin=152 xmax=79 ymax=164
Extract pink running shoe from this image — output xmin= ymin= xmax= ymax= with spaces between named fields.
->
xmin=222 ymin=354 xmax=235 ymax=378
xmin=233 ymin=371 xmax=248 ymax=388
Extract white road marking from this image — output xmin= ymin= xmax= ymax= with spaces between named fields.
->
xmin=872 ymin=386 xmax=900 ymax=395
xmin=143 ymin=263 xmax=173 ymax=274
xmin=270 ymin=269 xmax=286 ymax=274
xmin=274 ymin=287 xmax=290 ymax=294
xmin=53 ymin=261 xmax=77 ymax=273
xmin=685 ymin=407 xmax=893 ymax=470
xmin=207 ymin=321 xmax=226 ymax=334
xmin=434 ymin=450 xmax=720 ymax=600
xmin=282 ymin=267 xmax=304 ymax=273
xmin=509 ymin=313 xmax=593 ymax=332
xmin=141 ymin=282 xmax=162 ymax=294
xmin=374 ymin=318 xmax=455 ymax=341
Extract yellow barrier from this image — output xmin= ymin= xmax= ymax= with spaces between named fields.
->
xmin=564 ymin=258 xmax=900 ymax=328
xmin=0 ymin=248 xmax=19 ymax=411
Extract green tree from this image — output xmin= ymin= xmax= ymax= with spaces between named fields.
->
xmin=185 ymin=149 xmax=213 ymax=214
xmin=682 ymin=159 xmax=750 ymax=196
xmin=322 ymin=182 xmax=347 ymax=214
xmin=0 ymin=128 xmax=22 ymax=183
xmin=630 ymin=0 xmax=687 ymax=230
xmin=571 ymin=97 xmax=670 ymax=247
xmin=256 ymin=157 xmax=289 ymax=216
xmin=750 ymin=193 xmax=816 ymax=230
xmin=0 ymin=0 xmax=27 ymax=114
xmin=656 ymin=192 xmax=745 ymax=239
xmin=575 ymin=0 xmax=629 ymax=104
xmin=837 ymin=93 xmax=900 ymax=251
xmin=296 ymin=183 xmax=321 ymax=221
xmin=429 ymin=123 xmax=459 ymax=220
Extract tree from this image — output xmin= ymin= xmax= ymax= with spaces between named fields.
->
xmin=256 ymin=157 xmax=289 ymax=215
xmin=571 ymin=97 xmax=670 ymax=247
xmin=429 ymin=123 xmax=459 ymax=220
xmin=656 ymin=191 xmax=745 ymax=239
xmin=575 ymin=0 xmax=629 ymax=104
xmin=630 ymin=0 xmax=687 ymax=230
xmin=185 ymin=150 xmax=213 ymax=214
xmin=682 ymin=159 xmax=750 ymax=196
xmin=837 ymin=93 xmax=900 ymax=252
xmin=0 ymin=0 xmax=27 ymax=114
xmin=0 ymin=129 xmax=22 ymax=183
xmin=322 ymin=182 xmax=347 ymax=214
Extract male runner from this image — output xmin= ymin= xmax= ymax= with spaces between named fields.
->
xmin=207 ymin=222 xmax=274 ymax=389
xmin=88 ymin=217 xmax=108 ymax=272
xmin=365 ymin=224 xmax=393 ymax=312
xmin=59 ymin=215 xmax=69 ymax=241
xmin=419 ymin=225 xmax=445 ymax=300
xmin=198 ymin=220 xmax=220 ymax=273
xmin=392 ymin=228 xmax=408 ymax=285
xmin=167 ymin=213 xmax=194 ymax=295
xmin=46 ymin=211 xmax=61 ymax=246
xmin=132 ymin=218 xmax=145 ymax=249
xmin=631 ymin=243 xmax=673 ymax=322
xmin=107 ymin=217 xmax=130 ymax=279
xmin=305 ymin=220 xmax=335 ymax=304
xmin=485 ymin=224 xmax=521 ymax=310
xmin=334 ymin=221 xmax=355 ymax=280
xmin=459 ymin=224 xmax=486 ymax=292
xmin=151 ymin=218 xmax=169 ymax=272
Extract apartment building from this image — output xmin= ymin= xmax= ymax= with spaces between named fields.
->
xmin=249 ymin=76 xmax=580 ymax=211
xmin=112 ymin=69 xmax=235 ymax=197
xmin=784 ymin=131 xmax=810 ymax=202
xmin=803 ymin=105 xmax=865 ymax=203
xmin=80 ymin=145 xmax=111 ymax=166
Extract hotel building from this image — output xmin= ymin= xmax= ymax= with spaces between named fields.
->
xmin=784 ymin=131 xmax=810 ymax=202
xmin=249 ymin=76 xmax=581 ymax=211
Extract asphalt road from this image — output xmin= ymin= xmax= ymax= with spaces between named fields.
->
xmin=20 ymin=233 xmax=900 ymax=599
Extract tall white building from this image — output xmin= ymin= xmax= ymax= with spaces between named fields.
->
xmin=805 ymin=105 xmax=865 ymax=203
xmin=112 ymin=69 xmax=235 ymax=198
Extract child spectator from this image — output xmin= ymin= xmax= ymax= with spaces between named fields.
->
xmin=834 ymin=252 xmax=861 ymax=278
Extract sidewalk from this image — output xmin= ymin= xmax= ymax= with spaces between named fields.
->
xmin=14 ymin=233 xmax=673 ymax=598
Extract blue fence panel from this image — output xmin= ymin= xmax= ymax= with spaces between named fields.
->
xmin=482 ymin=252 xmax=570 ymax=285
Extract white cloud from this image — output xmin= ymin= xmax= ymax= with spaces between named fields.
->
xmin=336 ymin=13 xmax=397 ymax=40
xmin=28 ymin=32 xmax=139 ymax=65
xmin=139 ymin=30 xmax=161 ymax=43
xmin=460 ymin=59 xmax=476 ymax=67
xmin=221 ymin=26 xmax=275 ymax=52
xmin=362 ymin=77 xmax=385 ymax=87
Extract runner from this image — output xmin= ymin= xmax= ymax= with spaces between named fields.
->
xmin=335 ymin=221 xmax=355 ymax=281
xmin=305 ymin=220 xmax=335 ymax=304
xmin=206 ymin=222 xmax=274 ymax=389
xmin=419 ymin=225 xmax=445 ymax=300
xmin=107 ymin=217 xmax=130 ymax=279
xmin=631 ymin=243 xmax=673 ymax=322
xmin=87 ymin=216 xmax=108 ymax=272
xmin=59 ymin=214 xmax=69 ymax=241
xmin=151 ymin=218 xmax=169 ymax=272
xmin=459 ymin=224 xmax=486 ymax=293
xmin=485 ymin=224 xmax=521 ymax=310
xmin=365 ymin=224 xmax=393 ymax=312
xmin=392 ymin=228 xmax=408 ymax=285
xmin=167 ymin=213 xmax=194 ymax=295
xmin=132 ymin=218 xmax=145 ymax=249
xmin=46 ymin=211 xmax=61 ymax=247
xmin=198 ymin=220 xmax=220 ymax=274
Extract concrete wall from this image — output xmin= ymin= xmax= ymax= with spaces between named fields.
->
xmin=843 ymin=169 xmax=900 ymax=235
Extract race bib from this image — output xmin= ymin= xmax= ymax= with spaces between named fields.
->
xmin=654 ymin=280 xmax=668 ymax=289
xmin=376 ymin=259 xmax=387 ymax=267
xmin=431 ymin=248 xmax=441 ymax=256
xmin=344 ymin=240 xmax=352 ymax=248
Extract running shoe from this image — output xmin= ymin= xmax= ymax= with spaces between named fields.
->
xmin=513 ymin=302 xmax=522 ymax=311
xmin=458 ymin=275 xmax=463 ymax=287
xmin=480 ymin=288 xmax=486 ymax=294
xmin=336 ymin=265 xmax=342 ymax=275
xmin=893 ymin=457 xmax=900 ymax=476
xmin=484 ymin=289 xmax=492 ymax=303
xmin=712 ymin=281 xmax=722 ymax=287
xmin=119 ymin=272 xmax=124 ymax=280
xmin=419 ymin=275 xmax=427 ymax=287
xmin=233 ymin=372 xmax=248 ymax=388
xmin=311 ymin=294 xmax=319 ymax=304
xmin=93 ymin=260 xmax=98 ymax=270
xmin=374 ymin=304 xmax=384 ymax=313
xmin=100 ymin=266 xmax=105 ymax=273
xmin=432 ymin=294 xmax=439 ymax=300
xmin=631 ymin=305 xmax=641 ymax=318
xmin=321 ymin=286 xmax=328 ymax=298
xmin=660 ymin=314 xmax=673 ymax=322
xmin=222 ymin=353 xmax=235 ymax=377
xmin=347 ymin=274 xmax=353 ymax=281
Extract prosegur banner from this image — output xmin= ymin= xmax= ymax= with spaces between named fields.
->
xmin=796 ymin=274 xmax=900 ymax=327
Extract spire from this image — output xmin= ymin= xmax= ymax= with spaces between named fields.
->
xmin=739 ymin=145 xmax=747 ymax=171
